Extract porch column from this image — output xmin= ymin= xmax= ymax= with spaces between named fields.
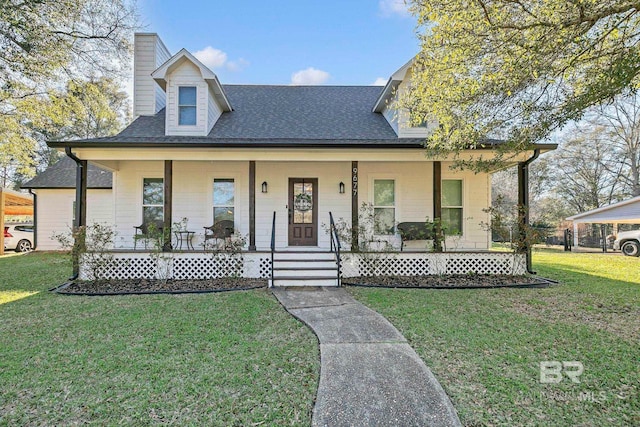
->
xmin=163 ymin=160 xmax=172 ymax=251
xmin=573 ymin=222 xmax=579 ymax=248
xmin=249 ymin=161 xmax=256 ymax=251
xmin=73 ymin=158 xmax=87 ymax=277
xmin=433 ymin=161 xmax=443 ymax=252
xmin=517 ymin=161 xmax=528 ymax=255
xmin=351 ymin=161 xmax=359 ymax=250
xmin=75 ymin=160 xmax=88 ymax=229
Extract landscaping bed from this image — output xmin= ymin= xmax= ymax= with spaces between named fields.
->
xmin=343 ymin=274 xmax=554 ymax=289
xmin=56 ymin=277 xmax=267 ymax=295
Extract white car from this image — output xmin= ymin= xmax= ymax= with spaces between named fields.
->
xmin=3 ymin=224 xmax=34 ymax=252
xmin=613 ymin=230 xmax=640 ymax=257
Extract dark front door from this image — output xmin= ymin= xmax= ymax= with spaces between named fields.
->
xmin=288 ymin=178 xmax=318 ymax=246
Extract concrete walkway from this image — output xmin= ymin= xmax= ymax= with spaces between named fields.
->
xmin=272 ymin=287 xmax=461 ymax=427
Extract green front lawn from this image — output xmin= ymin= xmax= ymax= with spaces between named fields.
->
xmin=2 ymin=250 xmax=638 ymax=425
xmin=0 ymin=253 xmax=318 ymax=425
xmin=349 ymin=249 xmax=639 ymax=426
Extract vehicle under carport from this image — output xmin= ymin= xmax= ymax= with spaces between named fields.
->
xmin=0 ymin=188 xmax=34 ymax=255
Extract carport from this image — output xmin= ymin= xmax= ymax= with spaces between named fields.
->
xmin=566 ymin=195 xmax=640 ymax=250
xmin=0 ymin=188 xmax=34 ymax=255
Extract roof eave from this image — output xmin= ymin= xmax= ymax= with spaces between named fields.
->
xmin=566 ymin=195 xmax=640 ymax=221
xmin=21 ymin=186 xmax=113 ymax=190
xmin=372 ymin=78 xmax=398 ymax=113
xmin=48 ymin=140 xmax=426 ymax=149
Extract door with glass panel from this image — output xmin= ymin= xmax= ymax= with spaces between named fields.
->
xmin=288 ymin=178 xmax=318 ymax=246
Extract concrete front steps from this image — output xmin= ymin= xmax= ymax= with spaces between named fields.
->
xmin=270 ymin=251 xmax=339 ymax=287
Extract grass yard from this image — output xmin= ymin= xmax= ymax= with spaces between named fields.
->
xmin=350 ymin=248 xmax=639 ymax=426
xmin=0 ymin=252 xmax=318 ymax=426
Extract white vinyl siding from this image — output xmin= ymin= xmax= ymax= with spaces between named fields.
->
xmin=133 ymin=33 xmax=170 ymax=116
xmin=106 ymin=159 xmax=490 ymax=251
xmin=34 ymin=189 xmax=113 ymax=250
xmin=207 ymin=89 xmax=223 ymax=133
xmin=165 ymin=61 xmax=209 ymax=136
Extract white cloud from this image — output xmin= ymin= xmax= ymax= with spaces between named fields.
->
xmin=379 ymin=0 xmax=410 ymax=17
xmin=193 ymin=46 xmax=228 ymax=69
xmin=291 ymin=67 xmax=330 ymax=85
xmin=194 ymin=47 xmax=249 ymax=72
xmin=226 ymin=58 xmax=250 ymax=72
xmin=372 ymin=77 xmax=388 ymax=86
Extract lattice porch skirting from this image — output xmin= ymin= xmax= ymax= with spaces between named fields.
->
xmin=340 ymin=252 xmax=526 ymax=277
xmin=79 ymin=251 xmax=525 ymax=281
xmin=78 ymin=252 xmax=272 ymax=281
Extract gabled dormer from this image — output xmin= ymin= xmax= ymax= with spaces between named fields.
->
xmin=151 ymin=49 xmax=232 ymax=137
xmin=373 ymin=58 xmax=435 ymax=138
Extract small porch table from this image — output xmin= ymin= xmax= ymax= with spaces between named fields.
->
xmin=174 ymin=230 xmax=195 ymax=250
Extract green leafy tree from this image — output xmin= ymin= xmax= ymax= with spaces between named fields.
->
xmin=405 ymin=1 xmax=640 ymax=168
xmin=48 ymin=77 xmax=131 ymax=140
xmin=0 ymin=0 xmax=137 ymax=184
xmin=3 ymin=77 xmax=130 ymax=186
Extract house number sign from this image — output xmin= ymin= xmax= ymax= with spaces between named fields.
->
xmin=352 ymin=166 xmax=358 ymax=196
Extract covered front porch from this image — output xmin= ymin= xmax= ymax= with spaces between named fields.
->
xmin=77 ymin=156 xmax=496 ymax=252
xmin=60 ymin=146 xmax=539 ymax=282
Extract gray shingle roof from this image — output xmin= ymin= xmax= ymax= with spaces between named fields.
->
xmin=53 ymin=85 xmax=417 ymax=146
xmin=21 ymin=157 xmax=112 ymax=189
xmin=212 ymin=85 xmax=398 ymax=139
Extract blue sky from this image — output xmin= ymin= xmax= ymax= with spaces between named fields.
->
xmin=138 ymin=0 xmax=419 ymax=86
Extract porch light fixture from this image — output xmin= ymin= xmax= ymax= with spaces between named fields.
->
xmin=339 ymin=182 xmax=345 ymax=194
xmin=261 ymin=181 xmax=268 ymax=193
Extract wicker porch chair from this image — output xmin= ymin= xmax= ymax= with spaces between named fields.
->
xmin=203 ymin=220 xmax=234 ymax=249
xmin=133 ymin=220 xmax=165 ymax=250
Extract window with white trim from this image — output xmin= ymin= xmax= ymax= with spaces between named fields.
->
xmin=213 ymin=179 xmax=235 ymax=228
xmin=373 ymin=179 xmax=395 ymax=235
xmin=142 ymin=178 xmax=164 ymax=223
xmin=442 ymin=179 xmax=463 ymax=235
xmin=178 ymin=86 xmax=197 ymax=125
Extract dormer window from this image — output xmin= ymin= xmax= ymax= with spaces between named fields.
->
xmin=178 ymin=86 xmax=197 ymax=125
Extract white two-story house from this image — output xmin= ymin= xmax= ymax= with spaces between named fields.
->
xmin=40 ymin=33 xmax=554 ymax=285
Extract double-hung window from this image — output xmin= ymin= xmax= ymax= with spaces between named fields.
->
xmin=142 ymin=178 xmax=164 ymax=223
xmin=213 ymin=179 xmax=235 ymax=228
xmin=373 ymin=179 xmax=395 ymax=235
xmin=178 ymin=86 xmax=197 ymax=125
xmin=442 ymin=179 xmax=463 ymax=235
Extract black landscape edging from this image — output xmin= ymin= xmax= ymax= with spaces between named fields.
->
xmin=50 ymin=282 xmax=74 ymax=292
xmin=343 ymin=278 xmax=558 ymax=290
xmin=51 ymin=283 xmax=266 ymax=296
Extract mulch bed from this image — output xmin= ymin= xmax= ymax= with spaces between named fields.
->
xmin=343 ymin=274 xmax=556 ymax=289
xmin=55 ymin=277 xmax=267 ymax=295
xmin=53 ymin=275 xmax=554 ymax=295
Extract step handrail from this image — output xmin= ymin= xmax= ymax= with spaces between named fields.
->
xmin=270 ymin=211 xmax=276 ymax=287
xmin=329 ymin=211 xmax=342 ymax=286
